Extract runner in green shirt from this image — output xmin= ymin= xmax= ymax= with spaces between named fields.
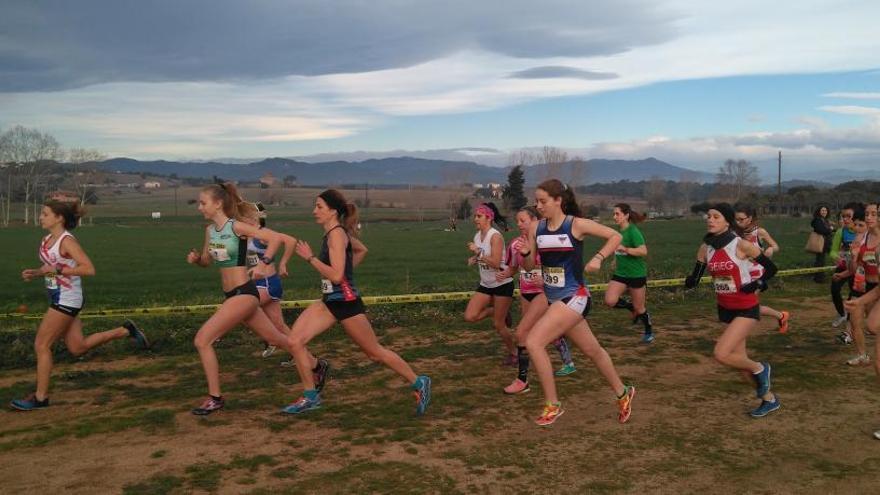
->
xmin=605 ymin=204 xmax=654 ymax=343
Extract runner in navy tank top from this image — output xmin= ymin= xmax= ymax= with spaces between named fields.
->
xmin=684 ymin=203 xmax=781 ymax=418
xmin=518 ymin=179 xmax=635 ymax=427
xmin=282 ymin=189 xmax=431 ymax=417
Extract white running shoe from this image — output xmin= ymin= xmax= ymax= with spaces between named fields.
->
xmin=874 ymin=430 xmax=880 ymax=440
xmin=261 ymin=345 xmax=277 ymax=358
xmin=832 ymin=315 xmax=848 ymax=328
xmin=846 ymin=353 xmax=871 ymax=366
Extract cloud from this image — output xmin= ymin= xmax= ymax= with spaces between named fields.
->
xmin=508 ymin=66 xmax=619 ymax=80
xmin=823 ymin=92 xmax=880 ymax=100
xmin=0 ymin=0 xmax=676 ymax=92
xmin=819 ymin=105 xmax=880 ymax=116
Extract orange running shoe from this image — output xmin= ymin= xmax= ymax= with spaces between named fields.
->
xmin=778 ymin=311 xmax=790 ymax=334
xmin=617 ymin=385 xmax=635 ymax=424
xmin=535 ymin=402 xmax=564 ymax=426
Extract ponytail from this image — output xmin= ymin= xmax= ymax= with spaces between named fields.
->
xmin=319 ymin=189 xmax=360 ymax=237
xmin=44 ymin=199 xmax=84 ymax=230
xmin=615 ymin=203 xmax=645 ymax=223
xmin=537 ymin=179 xmax=582 ymax=217
xmin=482 ymin=201 xmax=508 ymax=230
xmin=203 ymin=182 xmax=248 ymax=220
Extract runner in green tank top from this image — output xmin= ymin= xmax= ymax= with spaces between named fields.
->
xmin=604 ymin=204 xmax=654 ymax=343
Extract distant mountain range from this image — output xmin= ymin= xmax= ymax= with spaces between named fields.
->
xmin=98 ymin=156 xmax=714 ymax=186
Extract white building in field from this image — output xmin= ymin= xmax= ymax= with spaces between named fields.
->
xmin=143 ymin=181 xmax=161 ymax=188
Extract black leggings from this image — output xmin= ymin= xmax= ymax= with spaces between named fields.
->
xmin=813 ymin=252 xmax=827 ymax=282
xmin=830 ymin=270 xmax=850 ymax=317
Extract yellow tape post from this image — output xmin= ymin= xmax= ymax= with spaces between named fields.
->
xmin=0 ymin=266 xmax=836 ymax=320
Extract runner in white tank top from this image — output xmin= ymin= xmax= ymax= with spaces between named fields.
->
xmin=10 ymin=200 xmax=149 ymax=412
xmin=463 ymin=202 xmax=517 ymax=365
xmin=734 ymin=203 xmax=790 ymax=334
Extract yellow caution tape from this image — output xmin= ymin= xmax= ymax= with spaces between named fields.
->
xmin=0 ymin=266 xmax=836 ymax=320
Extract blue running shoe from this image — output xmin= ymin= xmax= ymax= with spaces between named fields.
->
xmin=413 ymin=375 xmax=432 ymax=416
xmin=124 ymin=319 xmax=150 ymax=350
xmin=281 ymin=393 xmax=322 ymax=415
xmin=754 ymin=362 xmax=772 ymax=398
xmin=313 ymin=359 xmax=331 ymax=393
xmin=641 ymin=331 xmax=655 ymax=344
xmin=10 ymin=393 xmax=49 ymax=411
xmin=750 ymin=396 xmax=781 ymax=418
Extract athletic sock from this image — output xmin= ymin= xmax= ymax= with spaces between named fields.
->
xmin=516 ymin=346 xmax=529 ymax=382
xmin=637 ymin=311 xmax=653 ymax=332
xmin=553 ymin=337 xmax=573 ymax=365
xmin=210 ymin=394 xmax=223 ymax=401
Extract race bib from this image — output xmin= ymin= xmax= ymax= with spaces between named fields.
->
xmin=321 ymin=278 xmax=334 ymax=294
xmin=208 ymin=243 xmax=231 ymax=262
xmin=543 ymin=266 xmax=565 ymax=287
xmin=246 ymin=253 xmax=260 ymax=268
xmin=712 ymin=276 xmax=737 ymax=294
xmin=521 ymin=268 xmax=541 ymax=281
xmin=44 ymin=274 xmax=58 ymax=290
xmin=864 ymin=250 xmax=877 ymax=266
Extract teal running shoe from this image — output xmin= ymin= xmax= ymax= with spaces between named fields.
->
xmin=282 ymin=393 xmax=322 ymax=415
xmin=554 ymin=363 xmax=577 ymax=376
xmin=413 ymin=375 xmax=432 ymax=416
xmin=10 ymin=393 xmax=49 ymax=411
xmin=124 ymin=319 xmax=150 ymax=350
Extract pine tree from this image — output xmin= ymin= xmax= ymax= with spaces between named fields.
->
xmin=503 ymin=165 xmax=527 ymax=211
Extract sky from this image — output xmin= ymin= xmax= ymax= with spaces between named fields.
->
xmin=1 ymin=0 xmax=879 ymax=176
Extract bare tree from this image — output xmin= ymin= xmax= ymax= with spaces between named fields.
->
xmin=569 ymin=155 xmax=590 ymax=189
xmin=69 ymin=148 xmax=106 ymax=223
xmin=0 ymin=125 xmax=63 ymax=225
xmin=645 ymin=175 xmax=667 ymax=213
xmin=540 ymin=146 xmax=568 ymax=180
xmin=716 ymin=159 xmax=759 ymax=202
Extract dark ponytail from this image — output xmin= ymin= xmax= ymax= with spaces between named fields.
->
xmin=44 ymin=200 xmax=84 ymax=230
xmin=482 ymin=201 xmax=508 ymax=230
xmin=319 ymin=189 xmax=360 ymax=237
xmin=615 ymin=203 xmax=645 ymax=223
xmin=537 ymin=179 xmax=582 ymax=217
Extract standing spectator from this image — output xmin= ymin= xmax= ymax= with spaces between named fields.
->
xmin=811 ymin=205 xmax=834 ymax=282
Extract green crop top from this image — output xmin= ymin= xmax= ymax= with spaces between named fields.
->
xmin=208 ymin=219 xmax=247 ymax=268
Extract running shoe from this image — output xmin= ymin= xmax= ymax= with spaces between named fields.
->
xmin=281 ymin=394 xmax=322 ymax=415
xmin=617 ymin=385 xmax=636 ymax=424
xmin=836 ymin=331 xmax=853 ymax=345
xmin=535 ymin=402 xmax=564 ymax=426
xmin=749 ymin=397 xmax=781 ymax=418
xmin=503 ymin=378 xmax=530 ymax=395
xmin=261 ymin=344 xmax=277 ymax=358
xmin=554 ymin=363 xmax=577 ymax=376
xmin=874 ymin=430 xmax=880 ymax=440
xmin=191 ymin=396 xmax=225 ymax=416
xmin=754 ymin=362 xmax=772 ymax=398
xmin=832 ymin=314 xmax=848 ymax=328
xmin=641 ymin=331 xmax=655 ymax=344
xmin=280 ymin=357 xmax=295 ymax=367
xmin=313 ymin=358 xmax=331 ymax=393
xmin=777 ymin=311 xmax=790 ymax=334
xmin=846 ymin=353 xmax=871 ymax=366
xmin=9 ymin=393 xmax=49 ymax=411
xmin=123 ymin=319 xmax=150 ymax=350
xmin=413 ymin=375 xmax=432 ymax=416
xmin=502 ymin=354 xmax=518 ymax=367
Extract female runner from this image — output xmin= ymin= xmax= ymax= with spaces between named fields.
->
xmin=186 ymin=183 xmax=295 ymax=415
xmin=844 ymin=203 xmax=879 ymax=366
xmin=281 ymin=189 xmax=431 ymax=416
xmin=463 ymin=202 xmax=517 ymax=365
xmin=684 ymin=203 xmax=780 ymax=418
xmin=733 ymin=203 xmax=790 ymax=333
xmin=519 ymin=179 xmax=634 ymax=426
xmin=501 ymin=206 xmax=575 ymax=394
xmin=11 ymin=200 xmax=149 ymax=411
xmin=604 ymin=203 xmax=655 ymax=343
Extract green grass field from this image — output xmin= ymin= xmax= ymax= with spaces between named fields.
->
xmin=5 ymin=211 xmax=878 ymax=494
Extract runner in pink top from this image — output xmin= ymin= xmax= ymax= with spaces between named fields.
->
xmin=498 ymin=206 xmax=576 ymax=395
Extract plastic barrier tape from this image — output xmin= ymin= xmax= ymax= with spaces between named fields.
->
xmin=0 ymin=266 xmax=836 ymax=320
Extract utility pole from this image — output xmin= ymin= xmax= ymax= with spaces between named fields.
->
xmin=174 ymin=184 xmax=178 ymax=217
xmin=777 ymin=151 xmax=782 ymax=216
